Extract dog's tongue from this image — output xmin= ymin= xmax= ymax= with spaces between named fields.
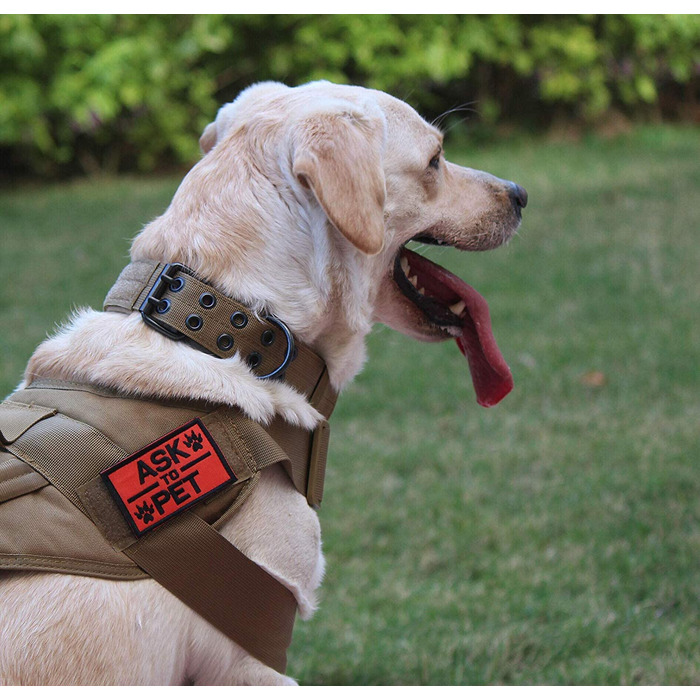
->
xmin=453 ymin=283 xmax=514 ymax=407
xmin=405 ymin=249 xmax=513 ymax=407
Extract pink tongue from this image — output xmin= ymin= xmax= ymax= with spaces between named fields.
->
xmin=405 ymin=249 xmax=513 ymax=407
xmin=454 ymin=284 xmax=514 ymax=407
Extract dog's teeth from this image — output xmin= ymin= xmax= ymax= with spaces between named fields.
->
xmin=449 ymin=300 xmax=466 ymax=315
xmin=418 ymin=287 xmax=425 ymax=295
xmin=409 ymin=275 xmax=418 ymax=287
xmin=400 ymin=256 xmax=410 ymax=275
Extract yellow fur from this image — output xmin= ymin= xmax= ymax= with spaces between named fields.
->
xmin=2 ymin=81 xmax=521 ymax=685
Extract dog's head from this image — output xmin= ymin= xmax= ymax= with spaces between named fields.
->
xmin=134 ymin=81 xmax=525 ymax=404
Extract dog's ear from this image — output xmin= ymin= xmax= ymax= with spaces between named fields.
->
xmin=201 ymin=84 xmax=290 ymax=155
xmin=199 ymin=122 xmax=218 ymax=154
xmin=199 ymin=101 xmax=239 ymax=154
xmin=293 ymin=105 xmax=386 ymax=256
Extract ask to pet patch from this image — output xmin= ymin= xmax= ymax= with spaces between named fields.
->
xmin=101 ymin=419 xmax=236 ymax=536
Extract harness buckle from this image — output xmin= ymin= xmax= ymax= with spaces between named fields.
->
xmin=139 ymin=262 xmax=193 ymax=340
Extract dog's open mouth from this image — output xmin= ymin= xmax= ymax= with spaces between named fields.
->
xmin=392 ymin=242 xmax=513 ymax=407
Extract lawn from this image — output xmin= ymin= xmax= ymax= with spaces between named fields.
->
xmin=1 ymin=126 xmax=699 ymax=684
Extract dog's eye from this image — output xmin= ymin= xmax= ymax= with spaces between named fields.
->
xmin=428 ymin=153 xmax=441 ymax=170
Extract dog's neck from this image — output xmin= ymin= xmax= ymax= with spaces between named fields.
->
xmin=24 ymin=152 xmax=379 ymax=427
xmin=128 ymin=145 xmax=378 ymax=386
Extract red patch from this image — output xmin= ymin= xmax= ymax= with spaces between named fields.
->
xmin=102 ymin=418 xmax=236 ymax=536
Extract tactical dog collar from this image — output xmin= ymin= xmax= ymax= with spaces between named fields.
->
xmin=104 ymin=260 xmax=335 ymax=416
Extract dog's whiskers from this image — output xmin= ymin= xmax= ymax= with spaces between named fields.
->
xmin=431 ymin=102 xmax=480 ymax=131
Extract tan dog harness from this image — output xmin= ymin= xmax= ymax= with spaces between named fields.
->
xmin=0 ymin=261 xmax=337 ymax=674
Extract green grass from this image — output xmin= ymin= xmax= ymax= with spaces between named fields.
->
xmin=2 ymin=126 xmax=699 ymax=684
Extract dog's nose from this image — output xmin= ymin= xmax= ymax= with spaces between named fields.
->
xmin=508 ymin=182 xmax=528 ymax=214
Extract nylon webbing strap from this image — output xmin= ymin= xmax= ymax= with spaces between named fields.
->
xmin=143 ymin=269 xmax=291 ymax=379
xmin=125 ymin=510 xmax=296 ymax=673
xmin=0 ymin=451 xmax=48 ymax=503
xmin=1 ymin=407 xmax=129 ymax=517
xmin=0 ymin=399 xmax=297 ymax=673
xmin=22 ymin=376 xmax=334 ymax=507
xmin=103 ymin=260 xmax=167 ymax=313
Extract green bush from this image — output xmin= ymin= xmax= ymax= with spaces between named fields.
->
xmin=0 ymin=15 xmax=223 ymax=174
xmin=2 ymin=14 xmax=699 ymax=176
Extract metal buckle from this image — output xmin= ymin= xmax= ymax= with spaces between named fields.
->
xmin=139 ymin=262 xmax=193 ymax=340
xmin=259 ymin=315 xmax=296 ymax=380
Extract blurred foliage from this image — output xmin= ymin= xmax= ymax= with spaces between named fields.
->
xmin=1 ymin=14 xmax=699 ymax=176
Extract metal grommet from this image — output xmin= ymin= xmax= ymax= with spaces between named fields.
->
xmin=156 ymin=299 xmax=170 ymax=314
xmin=247 ymin=351 xmax=262 ymax=369
xmin=231 ymin=311 xmax=248 ymax=329
xmin=169 ymin=277 xmax=185 ymax=292
xmin=199 ymin=292 xmax=216 ymax=309
xmin=217 ymin=333 xmax=234 ymax=351
xmin=185 ymin=314 xmax=203 ymax=331
xmin=261 ymin=329 xmax=275 ymax=346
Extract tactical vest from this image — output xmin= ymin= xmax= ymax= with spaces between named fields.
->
xmin=0 ymin=261 xmax=337 ymax=675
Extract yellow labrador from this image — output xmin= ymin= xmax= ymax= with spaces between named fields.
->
xmin=0 ymin=81 xmax=526 ymax=685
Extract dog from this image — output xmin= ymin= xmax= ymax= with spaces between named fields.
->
xmin=0 ymin=81 xmax=526 ymax=685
